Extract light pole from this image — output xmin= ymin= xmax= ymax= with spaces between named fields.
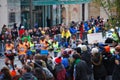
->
xmin=30 ymin=0 xmax=33 ymax=28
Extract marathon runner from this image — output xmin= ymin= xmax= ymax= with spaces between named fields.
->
xmin=4 ymin=40 xmax=15 ymax=70
xmin=17 ymin=39 xmax=27 ymax=65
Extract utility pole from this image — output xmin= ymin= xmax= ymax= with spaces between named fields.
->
xmin=30 ymin=0 xmax=33 ymax=28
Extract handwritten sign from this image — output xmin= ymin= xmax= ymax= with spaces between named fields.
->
xmin=87 ymin=33 xmax=104 ymax=44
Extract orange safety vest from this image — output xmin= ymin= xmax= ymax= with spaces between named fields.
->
xmin=18 ymin=43 xmax=27 ymax=55
xmin=23 ymin=42 xmax=30 ymax=48
xmin=40 ymin=40 xmax=48 ymax=50
xmin=5 ymin=44 xmax=14 ymax=51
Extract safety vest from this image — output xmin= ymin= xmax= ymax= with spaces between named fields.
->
xmin=23 ymin=42 xmax=30 ymax=48
xmin=30 ymin=42 xmax=35 ymax=52
xmin=5 ymin=44 xmax=14 ymax=51
xmin=53 ymin=42 xmax=60 ymax=52
xmin=40 ymin=40 xmax=48 ymax=50
xmin=112 ymin=32 xmax=119 ymax=42
xmin=18 ymin=43 xmax=27 ymax=55
xmin=48 ymin=40 xmax=53 ymax=49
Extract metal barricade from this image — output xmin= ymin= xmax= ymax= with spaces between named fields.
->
xmin=0 ymin=41 xmax=5 ymax=57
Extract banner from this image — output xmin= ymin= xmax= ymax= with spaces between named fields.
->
xmin=33 ymin=0 xmax=91 ymax=5
xmin=87 ymin=33 xmax=104 ymax=44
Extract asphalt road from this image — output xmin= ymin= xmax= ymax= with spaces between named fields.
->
xmin=0 ymin=56 xmax=22 ymax=70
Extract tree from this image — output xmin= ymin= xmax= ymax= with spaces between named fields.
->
xmin=92 ymin=0 xmax=120 ymax=42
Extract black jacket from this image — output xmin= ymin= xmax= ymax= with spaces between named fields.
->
xmin=75 ymin=60 xmax=88 ymax=80
xmin=81 ymin=51 xmax=93 ymax=74
xmin=91 ymin=53 xmax=107 ymax=78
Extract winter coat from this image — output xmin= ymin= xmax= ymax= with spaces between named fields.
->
xmin=43 ymin=67 xmax=54 ymax=80
xmin=112 ymin=64 xmax=120 ymax=80
xmin=19 ymin=72 xmax=37 ymax=80
xmin=81 ymin=51 xmax=93 ymax=74
xmin=69 ymin=27 xmax=77 ymax=35
xmin=112 ymin=54 xmax=120 ymax=80
xmin=102 ymin=51 xmax=115 ymax=75
xmin=54 ymin=63 xmax=66 ymax=80
xmin=91 ymin=53 xmax=107 ymax=78
xmin=61 ymin=30 xmax=71 ymax=39
xmin=75 ymin=60 xmax=88 ymax=80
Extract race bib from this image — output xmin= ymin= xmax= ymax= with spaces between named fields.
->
xmin=20 ymin=47 xmax=24 ymax=51
xmin=6 ymin=50 xmax=12 ymax=54
xmin=41 ymin=43 xmax=44 ymax=47
xmin=31 ymin=46 xmax=34 ymax=50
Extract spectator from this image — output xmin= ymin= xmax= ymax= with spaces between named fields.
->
xmin=19 ymin=65 xmax=37 ymax=80
xmin=54 ymin=57 xmax=66 ymax=80
xmin=112 ymin=45 xmax=120 ymax=80
xmin=0 ymin=67 xmax=12 ymax=80
xmin=72 ymin=53 xmax=88 ymax=80
xmin=19 ymin=26 xmax=25 ymax=38
xmin=61 ymin=28 xmax=71 ymax=43
xmin=81 ymin=45 xmax=93 ymax=80
xmin=91 ymin=48 xmax=107 ymax=80
xmin=33 ymin=67 xmax=46 ymax=80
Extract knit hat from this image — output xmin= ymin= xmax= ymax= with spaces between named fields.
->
xmin=81 ymin=45 xmax=87 ymax=51
xmin=10 ymin=70 xmax=16 ymax=77
xmin=21 ymin=26 xmax=24 ymax=29
xmin=55 ymin=57 xmax=62 ymax=64
xmin=91 ymin=48 xmax=99 ymax=55
xmin=104 ymin=46 xmax=110 ymax=53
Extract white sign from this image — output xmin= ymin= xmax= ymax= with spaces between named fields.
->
xmin=87 ymin=33 xmax=104 ymax=44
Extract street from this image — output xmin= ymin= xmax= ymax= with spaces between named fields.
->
xmin=0 ymin=56 xmax=22 ymax=70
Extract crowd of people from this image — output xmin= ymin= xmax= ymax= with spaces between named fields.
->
xmin=0 ymin=16 xmax=120 ymax=80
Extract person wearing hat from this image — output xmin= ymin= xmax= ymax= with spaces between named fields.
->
xmin=80 ymin=45 xmax=93 ymax=80
xmin=112 ymin=45 xmax=120 ymax=80
xmin=91 ymin=48 xmax=107 ymax=80
xmin=54 ymin=57 xmax=66 ymax=80
xmin=19 ymin=26 xmax=25 ymax=38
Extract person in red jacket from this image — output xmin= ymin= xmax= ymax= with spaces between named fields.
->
xmin=79 ymin=22 xmax=84 ymax=40
xmin=19 ymin=26 xmax=25 ymax=38
xmin=54 ymin=57 xmax=66 ymax=80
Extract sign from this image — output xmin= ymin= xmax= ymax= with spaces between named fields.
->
xmin=40 ymin=50 xmax=48 ymax=55
xmin=33 ymin=0 xmax=91 ymax=5
xmin=21 ymin=0 xmax=91 ymax=5
xmin=87 ymin=33 xmax=104 ymax=44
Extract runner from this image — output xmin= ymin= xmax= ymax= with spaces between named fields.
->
xmin=4 ymin=40 xmax=15 ymax=70
xmin=39 ymin=36 xmax=49 ymax=55
xmin=17 ymin=39 xmax=27 ymax=65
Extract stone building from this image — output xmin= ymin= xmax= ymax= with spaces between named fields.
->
xmin=0 ymin=0 xmax=117 ymax=31
xmin=0 ymin=0 xmax=21 ymax=30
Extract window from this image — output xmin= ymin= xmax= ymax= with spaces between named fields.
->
xmin=9 ymin=12 xmax=15 ymax=23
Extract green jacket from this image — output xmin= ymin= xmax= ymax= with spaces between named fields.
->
xmin=22 ymin=35 xmax=31 ymax=42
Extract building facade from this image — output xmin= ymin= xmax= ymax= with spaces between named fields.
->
xmin=0 ymin=0 xmax=114 ymax=31
xmin=21 ymin=0 xmax=91 ymax=28
xmin=0 ymin=0 xmax=21 ymax=30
